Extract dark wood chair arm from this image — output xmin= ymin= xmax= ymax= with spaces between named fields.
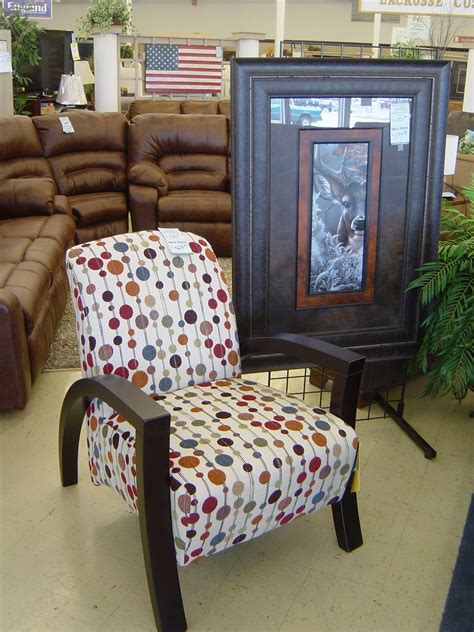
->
xmin=59 ymin=374 xmax=171 ymax=487
xmin=60 ymin=374 xmax=171 ymax=437
xmin=241 ymin=333 xmax=365 ymax=376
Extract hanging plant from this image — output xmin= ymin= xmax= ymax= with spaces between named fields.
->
xmin=77 ymin=0 xmax=135 ymax=39
xmin=0 ymin=8 xmax=43 ymax=114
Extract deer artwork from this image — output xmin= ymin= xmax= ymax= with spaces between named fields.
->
xmin=313 ymin=143 xmax=368 ymax=254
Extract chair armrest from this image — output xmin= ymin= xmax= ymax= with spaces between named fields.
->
xmin=128 ymin=162 xmax=169 ymax=196
xmin=241 ymin=333 xmax=365 ymax=428
xmin=54 ymin=195 xmax=72 ymax=217
xmin=0 ymin=177 xmax=56 ymax=219
xmin=61 ymin=374 xmax=170 ymax=438
xmin=59 ymin=374 xmax=171 ymax=491
xmin=241 ymin=333 xmax=364 ymax=376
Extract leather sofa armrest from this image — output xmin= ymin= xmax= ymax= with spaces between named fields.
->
xmin=129 ymin=183 xmax=159 ymax=231
xmin=128 ymin=162 xmax=169 ymax=196
xmin=0 ymin=178 xmax=56 ymax=220
xmin=54 ymin=195 xmax=73 ymax=216
xmin=0 ymin=289 xmax=31 ymax=410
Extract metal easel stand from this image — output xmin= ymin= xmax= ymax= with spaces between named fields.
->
xmin=373 ymin=381 xmax=437 ymax=459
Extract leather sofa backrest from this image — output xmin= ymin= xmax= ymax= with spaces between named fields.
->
xmin=128 ymin=100 xmax=182 ymax=119
xmin=0 ymin=116 xmax=54 ymax=181
xmin=126 ymin=99 xmax=231 ymax=120
xmin=33 ymin=111 xmax=128 ymax=196
xmin=218 ymin=101 xmax=231 ymax=116
xmin=181 ymin=100 xmax=219 ymax=115
xmin=129 ymin=113 xmax=229 ymax=192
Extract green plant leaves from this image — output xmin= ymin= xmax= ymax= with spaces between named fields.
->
xmin=0 ymin=9 xmax=43 ymax=114
xmin=406 ymin=183 xmax=474 ymax=402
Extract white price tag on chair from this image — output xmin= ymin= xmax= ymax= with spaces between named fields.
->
xmin=59 ymin=116 xmax=75 ymax=134
xmin=160 ymin=228 xmax=194 ymax=255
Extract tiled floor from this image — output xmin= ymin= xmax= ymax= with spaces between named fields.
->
xmin=1 ymin=369 xmax=472 ymax=631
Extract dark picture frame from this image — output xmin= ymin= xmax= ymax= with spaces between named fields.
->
xmin=297 ymin=127 xmax=382 ymax=308
xmin=231 ymin=58 xmax=450 ymax=364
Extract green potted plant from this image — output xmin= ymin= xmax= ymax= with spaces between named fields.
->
xmin=406 ymin=177 xmax=473 ymax=402
xmin=120 ymin=42 xmax=134 ymax=59
xmin=77 ymin=0 xmax=134 ymax=39
xmin=390 ymin=40 xmax=422 ymax=60
xmin=0 ymin=8 xmax=43 ymax=114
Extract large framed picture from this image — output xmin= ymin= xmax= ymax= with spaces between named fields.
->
xmin=231 ymin=58 xmax=450 ymax=364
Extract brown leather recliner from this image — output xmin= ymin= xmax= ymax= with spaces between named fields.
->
xmin=33 ymin=111 xmax=129 ymax=242
xmin=128 ymin=113 xmax=232 ymax=256
xmin=0 ymin=115 xmax=76 ymax=410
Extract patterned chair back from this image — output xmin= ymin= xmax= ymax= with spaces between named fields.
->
xmin=66 ymin=230 xmax=241 ymax=400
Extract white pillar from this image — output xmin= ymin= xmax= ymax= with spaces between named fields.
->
xmin=274 ymin=0 xmax=286 ymax=57
xmin=93 ymin=28 xmax=120 ymax=112
xmin=372 ymin=13 xmax=382 ymax=59
xmin=233 ymin=32 xmax=265 ymax=58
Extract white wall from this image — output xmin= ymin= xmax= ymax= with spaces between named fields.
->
xmin=45 ymin=0 xmax=473 ymax=44
xmin=47 ymin=0 xmax=399 ymax=44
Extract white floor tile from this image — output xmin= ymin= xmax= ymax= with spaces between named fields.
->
xmin=1 ymin=370 xmax=472 ymax=632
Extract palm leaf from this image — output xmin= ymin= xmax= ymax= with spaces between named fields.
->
xmin=407 ymin=177 xmax=474 ymax=401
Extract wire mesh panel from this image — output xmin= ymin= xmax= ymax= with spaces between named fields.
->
xmin=246 ymin=363 xmax=408 ymax=422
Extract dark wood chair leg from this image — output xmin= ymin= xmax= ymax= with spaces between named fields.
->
xmin=331 ymin=488 xmax=363 ymax=552
xmin=59 ymin=391 xmax=87 ymax=487
xmin=136 ymin=432 xmax=187 ymax=632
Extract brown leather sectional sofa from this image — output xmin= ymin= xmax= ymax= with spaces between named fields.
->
xmin=0 ymin=109 xmax=232 ymax=409
xmin=0 ymin=116 xmax=76 ymax=410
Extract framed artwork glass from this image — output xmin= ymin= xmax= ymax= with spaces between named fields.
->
xmin=296 ymin=126 xmax=382 ymax=308
xmin=231 ymin=58 xmax=450 ymax=365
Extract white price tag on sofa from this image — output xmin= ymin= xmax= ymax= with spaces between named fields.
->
xmin=59 ymin=116 xmax=75 ymax=134
xmin=160 ymin=228 xmax=193 ymax=255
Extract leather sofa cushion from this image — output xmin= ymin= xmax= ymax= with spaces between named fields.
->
xmin=158 ymin=190 xmax=231 ymax=222
xmin=0 ymin=215 xmax=76 ymax=246
xmin=0 ymin=158 xmax=54 ymax=181
xmin=48 ymin=151 xmax=127 ymax=196
xmin=69 ymin=192 xmax=128 ymax=227
xmin=0 ymin=178 xmax=56 ymax=219
xmin=129 ymin=114 xmax=228 ymax=163
xmin=128 ymin=100 xmax=181 ymax=119
xmin=166 ymin=168 xmax=227 ymax=192
xmin=181 ymin=101 xmax=218 ymax=114
xmin=0 ymin=116 xmax=45 ymax=162
xmin=0 ymin=214 xmax=75 ymax=334
xmin=33 ymin=111 xmax=128 ymax=157
xmin=161 ymin=154 xmax=227 ymax=192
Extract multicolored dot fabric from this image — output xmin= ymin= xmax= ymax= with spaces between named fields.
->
xmin=66 ymin=230 xmax=359 ymax=567
xmin=67 ymin=230 xmax=240 ymax=405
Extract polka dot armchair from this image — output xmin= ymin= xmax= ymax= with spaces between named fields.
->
xmin=60 ymin=230 xmax=365 ymax=632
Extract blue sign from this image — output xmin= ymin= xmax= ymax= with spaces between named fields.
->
xmin=2 ymin=0 xmax=53 ymax=19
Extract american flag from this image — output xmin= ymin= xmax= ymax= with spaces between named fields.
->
xmin=145 ymin=44 xmax=223 ymax=94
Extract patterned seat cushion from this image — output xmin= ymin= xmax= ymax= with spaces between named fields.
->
xmin=87 ymin=377 xmax=358 ymax=566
